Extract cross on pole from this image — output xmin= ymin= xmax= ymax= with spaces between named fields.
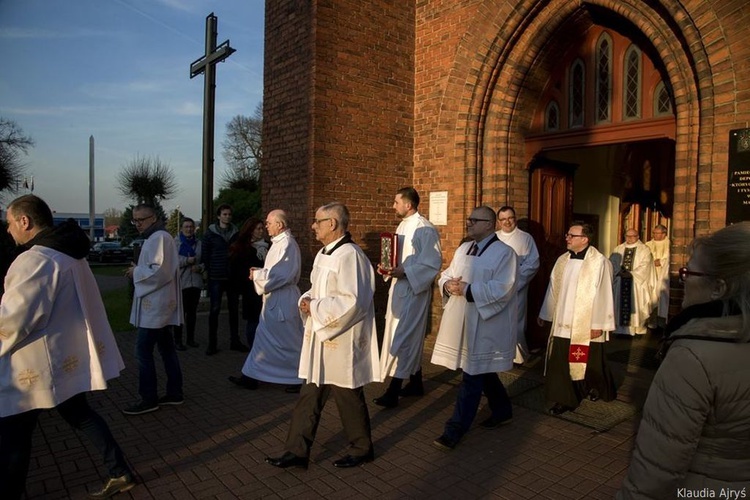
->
xmin=190 ymin=12 xmax=235 ymax=233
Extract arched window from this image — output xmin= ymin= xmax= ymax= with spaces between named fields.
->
xmin=569 ymin=58 xmax=585 ymax=128
xmin=595 ymin=33 xmax=613 ymax=124
xmin=623 ymin=45 xmax=642 ymax=120
xmin=546 ymin=101 xmax=560 ymax=131
xmin=654 ymin=80 xmax=673 ymax=116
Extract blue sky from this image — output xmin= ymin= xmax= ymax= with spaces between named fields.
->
xmin=0 ymin=0 xmax=264 ymax=220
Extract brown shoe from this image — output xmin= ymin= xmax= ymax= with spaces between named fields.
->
xmin=88 ymin=474 xmax=135 ymax=498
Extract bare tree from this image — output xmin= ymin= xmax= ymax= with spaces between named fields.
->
xmin=116 ymin=155 xmax=178 ymax=206
xmin=221 ymin=102 xmax=262 ymax=188
xmin=0 ymin=118 xmax=34 ymax=193
xmin=102 ymin=207 xmax=123 ymax=227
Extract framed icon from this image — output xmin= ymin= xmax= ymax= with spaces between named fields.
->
xmin=380 ymin=232 xmax=398 ymax=272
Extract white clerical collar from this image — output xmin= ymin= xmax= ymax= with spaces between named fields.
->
xmin=272 ymin=229 xmax=289 ymax=243
xmin=497 ymin=227 xmax=517 ymax=239
xmin=323 ymin=235 xmax=346 ymax=254
xmin=624 ymin=241 xmax=640 ymax=248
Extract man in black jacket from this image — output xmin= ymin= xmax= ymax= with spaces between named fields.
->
xmin=201 ymin=204 xmax=248 ymax=355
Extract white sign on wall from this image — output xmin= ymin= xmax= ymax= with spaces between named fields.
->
xmin=429 ymin=191 xmax=448 ymax=226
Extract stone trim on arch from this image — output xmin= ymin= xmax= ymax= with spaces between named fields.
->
xmin=421 ymin=0 xmax=723 ymax=270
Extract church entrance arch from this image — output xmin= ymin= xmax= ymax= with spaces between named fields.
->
xmin=519 ymin=24 xmax=677 ymax=349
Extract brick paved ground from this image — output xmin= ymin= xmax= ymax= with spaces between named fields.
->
xmin=25 ymin=303 xmax=657 ymax=499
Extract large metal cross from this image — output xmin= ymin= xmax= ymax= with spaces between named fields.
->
xmin=190 ymin=12 xmax=235 ymax=232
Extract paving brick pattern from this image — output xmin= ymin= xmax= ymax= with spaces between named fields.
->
xmin=25 ymin=309 xmax=654 ymax=499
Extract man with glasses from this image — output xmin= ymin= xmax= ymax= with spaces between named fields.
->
xmin=431 ymin=206 xmax=517 ymax=450
xmin=202 ymin=204 xmax=247 ymax=355
xmin=496 ymin=205 xmax=540 ymax=365
xmin=373 ymin=187 xmax=442 ymax=408
xmin=122 ymin=204 xmax=184 ymax=415
xmin=610 ymin=229 xmax=657 ymax=336
xmin=230 ymin=209 xmax=305 ymax=392
xmin=265 ymin=202 xmax=379 ymax=469
xmin=645 ymin=224 xmax=670 ymax=330
xmin=537 ymin=222 xmax=616 ymax=416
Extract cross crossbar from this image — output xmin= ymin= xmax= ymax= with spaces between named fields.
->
xmin=190 ymin=40 xmax=236 ymax=78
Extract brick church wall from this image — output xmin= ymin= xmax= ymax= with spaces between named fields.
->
xmin=264 ymin=0 xmax=750 ymax=327
xmin=263 ymin=0 xmax=415 ymax=319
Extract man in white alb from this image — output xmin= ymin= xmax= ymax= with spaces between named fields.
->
xmin=496 ymin=206 xmax=539 ymax=364
xmin=431 ymin=206 xmax=517 ymax=450
xmin=538 ymin=222 xmax=616 ymax=415
xmin=265 ymin=203 xmax=380 ymax=469
xmin=611 ymin=229 xmax=657 ymax=336
xmin=645 ymin=224 xmax=670 ymax=330
xmin=374 ymin=187 xmax=442 ymax=408
xmin=230 ymin=209 xmax=305 ymax=392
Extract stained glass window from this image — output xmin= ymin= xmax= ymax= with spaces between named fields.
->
xmin=624 ymin=45 xmax=642 ymax=119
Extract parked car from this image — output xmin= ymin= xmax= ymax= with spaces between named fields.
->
xmin=123 ymin=238 xmax=145 ymax=261
xmin=89 ymin=242 xmax=128 ymax=263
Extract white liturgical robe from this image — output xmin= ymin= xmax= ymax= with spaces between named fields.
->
xmin=645 ymin=238 xmax=670 ymax=323
xmin=539 ymin=246 xmax=615 ymax=380
xmin=1 ymin=247 xmax=125 ymax=417
xmin=431 ymin=236 xmax=518 ymax=375
xmin=610 ymin=240 xmax=657 ymax=335
xmin=130 ymin=229 xmax=183 ymax=329
xmin=242 ymin=230 xmax=304 ymax=384
xmin=298 ymin=240 xmax=380 ymax=388
xmin=497 ymin=227 xmax=539 ymax=363
xmin=380 ymin=212 xmax=442 ymax=379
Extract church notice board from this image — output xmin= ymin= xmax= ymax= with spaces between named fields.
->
xmin=728 ymin=128 xmax=750 ymax=224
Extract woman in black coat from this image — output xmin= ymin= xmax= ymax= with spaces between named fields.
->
xmin=229 ymin=218 xmax=269 ymax=350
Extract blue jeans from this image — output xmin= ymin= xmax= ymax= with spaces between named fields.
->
xmin=443 ymin=372 xmax=512 ymax=441
xmin=0 ymin=393 xmax=130 ymax=500
xmin=207 ymin=279 xmax=240 ymax=349
xmin=135 ymin=326 xmax=183 ymax=404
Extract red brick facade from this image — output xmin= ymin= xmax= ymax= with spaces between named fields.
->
xmin=263 ymin=0 xmax=750 ymax=322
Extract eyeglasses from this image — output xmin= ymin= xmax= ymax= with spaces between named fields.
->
xmin=466 ymin=218 xmax=491 ymax=225
xmin=498 ymin=216 xmax=515 ymax=223
xmin=131 ymin=215 xmax=154 ymax=226
xmin=313 ymin=217 xmax=334 ymax=225
xmin=565 ymin=233 xmax=586 ymax=238
xmin=678 ymin=267 xmax=713 ymax=284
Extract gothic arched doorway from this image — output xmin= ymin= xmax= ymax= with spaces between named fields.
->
xmin=522 ymin=23 xmax=676 ymax=350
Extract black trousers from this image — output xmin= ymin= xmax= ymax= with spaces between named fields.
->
xmin=443 ymin=371 xmax=512 ymax=441
xmin=545 ymin=337 xmax=616 ymax=408
xmin=284 ymin=383 xmax=373 ymax=458
xmin=207 ymin=279 xmax=240 ymax=348
xmin=0 ymin=392 xmax=130 ymax=500
xmin=174 ymin=286 xmax=201 ymax=344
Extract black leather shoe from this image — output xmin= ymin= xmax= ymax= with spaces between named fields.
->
xmin=332 ymin=451 xmax=374 ymax=468
xmin=479 ymin=415 xmax=513 ymax=429
xmin=432 ymin=435 xmax=458 ymax=451
xmin=230 ymin=343 xmax=250 ymax=352
xmin=588 ymin=389 xmax=600 ymax=402
xmin=399 ymin=382 xmax=424 ymax=397
xmin=548 ymin=403 xmax=574 ymax=416
xmin=228 ymin=375 xmax=258 ymax=390
xmin=265 ymin=451 xmax=308 ymax=469
xmin=372 ymin=392 xmax=399 ymax=408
